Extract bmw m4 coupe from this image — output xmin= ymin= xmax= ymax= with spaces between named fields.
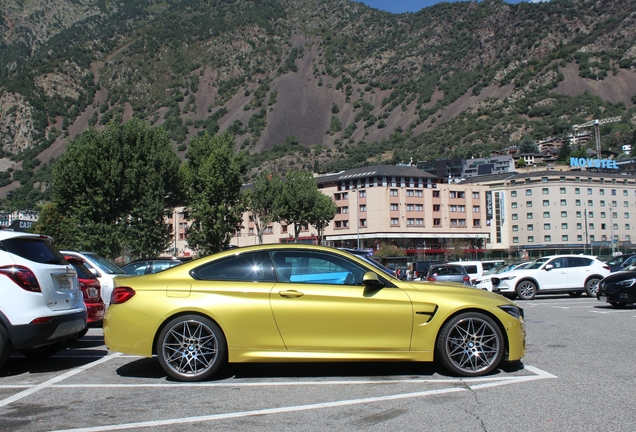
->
xmin=104 ymin=245 xmax=525 ymax=381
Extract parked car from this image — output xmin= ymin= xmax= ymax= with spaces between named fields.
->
xmin=413 ymin=261 xmax=446 ymax=279
xmin=104 ymin=244 xmax=525 ymax=381
xmin=121 ymin=257 xmax=192 ymax=276
xmin=425 ymin=264 xmax=471 ymax=286
xmin=448 ymin=260 xmax=507 ymax=284
xmin=597 ymin=264 xmax=636 ymax=308
xmin=473 ymin=262 xmax=531 ymax=291
xmin=61 ymin=251 xmax=127 ymax=308
xmin=64 ymin=255 xmax=105 ymax=338
xmin=490 ymin=255 xmax=610 ymax=300
xmin=605 ymin=254 xmax=636 ymax=272
xmin=0 ymin=231 xmax=86 ymax=369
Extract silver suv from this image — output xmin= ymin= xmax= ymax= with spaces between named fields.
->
xmin=491 ymin=255 xmax=610 ymax=300
xmin=0 ymin=231 xmax=86 ymax=369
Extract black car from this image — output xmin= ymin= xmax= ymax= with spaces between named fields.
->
xmin=597 ymin=267 xmax=636 ymax=308
xmin=605 ymin=254 xmax=636 ymax=272
xmin=122 ymin=257 xmax=192 ymax=275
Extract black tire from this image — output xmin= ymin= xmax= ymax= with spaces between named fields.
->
xmin=516 ymin=280 xmax=537 ymax=300
xmin=568 ymin=291 xmax=583 ymax=297
xmin=585 ymin=278 xmax=601 ymax=297
xmin=157 ymin=314 xmax=227 ymax=382
xmin=609 ymin=302 xmax=627 ymax=308
xmin=0 ymin=325 xmax=11 ymax=370
xmin=435 ymin=312 xmax=504 ymax=377
xmin=19 ymin=341 xmax=64 ymax=360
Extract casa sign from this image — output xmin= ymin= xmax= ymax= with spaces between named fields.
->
xmin=570 ymin=157 xmax=618 ymax=169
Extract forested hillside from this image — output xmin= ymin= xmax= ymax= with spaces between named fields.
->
xmin=0 ymin=0 xmax=635 ymax=209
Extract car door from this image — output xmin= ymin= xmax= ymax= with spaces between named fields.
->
xmin=565 ymin=257 xmax=593 ymax=289
xmin=269 ymin=250 xmax=413 ymax=351
xmin=540 ymin=257 xmax=569 ymax=290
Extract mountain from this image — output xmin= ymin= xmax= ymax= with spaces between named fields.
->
xmin=0 ymin=0 xmax=635 ymax=208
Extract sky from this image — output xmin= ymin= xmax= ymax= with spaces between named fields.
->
xmin=359 ymin=0 xmax=532 ymax=14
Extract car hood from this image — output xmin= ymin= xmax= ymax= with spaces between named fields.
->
xmin=602 ymin=271 xmax=636 ymax=283
xmin=405 ymin=281 xmax=511 ymax=302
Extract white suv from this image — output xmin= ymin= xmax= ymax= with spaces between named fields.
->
xmin=61 ymin=251 xmax=127 ymax=308
xmin=490 ymin=255 xmax=610 ymax=300
xmin=0 ymin=231 xmax=87 ymax=369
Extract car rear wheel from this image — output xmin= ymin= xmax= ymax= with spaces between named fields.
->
xmin=585 ymin=278 xmax=601 ymax=297
xmin=0 ymin=325 xmax=10 ymax=370
xmin=436 ymin=312 xmax=504 ymax=377
xmin=609 ymin=302 xmax=627 ymax=308
xmin=516 ymin=280 xmax=537 ymax=300
xmin=568 ymin=291 xmax=583 ymax=297
xmin=157 ymin=315 xmax=227 ymax=382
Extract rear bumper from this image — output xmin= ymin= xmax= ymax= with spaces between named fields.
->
xmin=4 ymin=310 xmax=87 ymax=349
xmin=85 ymin=302 xmax=105 ymax=325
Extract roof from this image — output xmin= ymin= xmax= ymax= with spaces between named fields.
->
xmin=316 ymin=164 xmax=437 ymax=185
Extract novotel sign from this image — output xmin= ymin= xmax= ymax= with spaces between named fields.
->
xmin=570 ymin=157 xmax=618 ymax=169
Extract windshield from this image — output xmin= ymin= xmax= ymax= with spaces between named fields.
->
xmin=525 ymin=258 xmax=549 ymax=270
xmin=343 ymin=251 xmax=395 ymax=277
xmin=84 ymin=252 xmax=126 ymax=275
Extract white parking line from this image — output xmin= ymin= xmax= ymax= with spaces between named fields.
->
xmin=0 ymin=353 xmax=122 ymax=408
xmin=51 ymin=366 xmax=556 ymax=432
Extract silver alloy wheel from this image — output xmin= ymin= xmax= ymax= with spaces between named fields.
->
xmin=516 ymin=280 xmax=536 ymax=300
xmin=585 ymin=278 xmax=600 ymax=297
xmin=161 ymin=319 xmax=219 ymax=379
xmin=442 ymin=315 xmax=501 ymax=375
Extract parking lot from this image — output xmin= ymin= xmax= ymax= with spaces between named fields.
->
xmin=1 ymin=296 xmax=635 ymax=431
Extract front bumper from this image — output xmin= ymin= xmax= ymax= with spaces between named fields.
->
xmin=597 ymin=286 xmax=636 ymax=304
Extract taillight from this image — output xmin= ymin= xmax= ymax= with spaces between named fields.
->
xmin=427 ymin=277 xmax=436 ymax=281
xmin=111 ymin=287 xmax=135 ymax=304
xmin=0 ymin=265 xmax=41 ymax=292
xmin=603 ymin=265 xmax=610 ymax=271
xmin=30 ymin=317 xmax=53 ymax=324
xmin=463 ymin=275 xmax=470 ymax=283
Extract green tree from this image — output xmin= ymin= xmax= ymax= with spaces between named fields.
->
xmin=244 ymin=171 xmax=283 ymax=244
xmin=51 ymin=120 xmax=181 ymax=259
xmin=557 ymin=141 xmax=571 ymax=162
xmin=308 ymin=192 xmax=337 ymax=245
xmin=519 ymin=135 xmax=539 ymax=154
xmin=516 ymin=157 xmax=527 ymax=168
xmin=32 ymin=202 xmax=76 ymax=250
xmin=374 ymin=243 xmax=406 ymax=259
xmin=275 ymin=169 xmax=320 ymax=241
xmin=181 ymin=132 xmax=247 ymax=255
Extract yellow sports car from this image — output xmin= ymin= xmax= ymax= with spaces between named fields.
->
xmin=104 ymin=245 xmax=525 ymax=381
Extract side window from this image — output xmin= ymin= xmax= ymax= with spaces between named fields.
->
xmin=550 ymin=257 xmax=565 ymax=268
xmin=462 ymin=265 xmax=479 ymax=275
xmin=272 ymin=251 xmax=366 ymax=285
xmin=192 ymin=251 xmax=276 ymax=282
xmin=567 ymin=257 xmax=593 ymax=268
xmin=151 ymin=261 xmax=173 ymax=273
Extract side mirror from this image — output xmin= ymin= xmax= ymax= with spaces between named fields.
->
xmin=362 ymin=271 xmax=385 ymax=289
xmin=544 ymin=264 xmax=554 ymax=271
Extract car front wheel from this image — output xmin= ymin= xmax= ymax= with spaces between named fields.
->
xmin=516 ymin=280 xmax=537 ymax=300
xmin=157 ymin=315 xmax=227 ymax=382
xmin=585 ymin=278 xmax=601 ymax=297
xmin=436 ymin=312 xmax=504 ymax=377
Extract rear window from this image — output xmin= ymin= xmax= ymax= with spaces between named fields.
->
xmin=67 ymin=259 xmax=97 ymax=279
xmin=1 ymin=237 xmax=67 ymax=265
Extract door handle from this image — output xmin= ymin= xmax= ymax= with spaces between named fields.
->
xmin=279 ymin=290 xmax=304 ymax=298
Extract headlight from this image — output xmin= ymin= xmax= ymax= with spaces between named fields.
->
xmin=616 ymin=278 xmax=636 ymax=288
xmin=499 ymin=304 xmax=524 ymax=320
xmin=499 ymin=275 xmax=518 ymax=281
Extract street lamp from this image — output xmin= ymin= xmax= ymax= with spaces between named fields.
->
xmin=584 ymin=208 xmax=589 ymax=255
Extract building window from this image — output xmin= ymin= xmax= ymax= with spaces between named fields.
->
xmin=577 ymin=235 xmax=582 ymax=241
xmin=560 ymin=199 xmax=567 ymax=206
xmin=526 ymin=189 xmax=532 ymax=196
xmin=433 ymin=218 xmax=441 ymax=226
xmin=407 ymin=204 xmax=415 ymax=211
xmin=625 ymin=213 xmax=630 ymax=219
xmin=512 ymin=225 xmax=519 ymax=231
xmin=543 ymin=212 xmax=550 ymax=218
xmin=472 ymin=192 xmax=480 ymax=199
xmin=576 ymin=199 xmax=581 ymax=206
xmin=544 ymin=235 xmax=552 ymax=242
xmin=360 ymin=219 xmax=367 ymax=227
xmin=588 ymin=211 xmax=594 ymax=218
xmin=450 ymin=219 xmax=466 ymax=226
xmin=626 ymin=224 xmax=631 ymax=230
xmin=612 ymin=189 xmax=617 ymax=196
xmin=415 ymin=204 xmax=423 ymax=212
xmin=359 ymin=190 xmax=367 ymax=198
xmin=560 ymin=187 xmax=566 ymax=194
xmin=360 ymin=205 xmax=366 ymax=212
xmin=407 ymin=218 xmax=415 ymax=226
xmin=542 ymin=188 xmax=549 ymax=195
xmin=625 ymin=201 xmax=629 ymax=207
xmin=600 ymin=189 xmax=605 ymax=195
xmin=576 ymin=223 xmax=582 ymax=229
xmin=600 ymin=200 xmax=605 ymax=207
xmin=406 ymin=189 xmax=415 ymax=197
xmin=433 ymin=204 xmax=441 ymax=211
xmin=542 ymin=177 xmax=548 ymax=183
xmin=612 ymin=201 xmax=617 ymax=207
xmin=601 ymin=212 xmax=606 ymax=218
xmin=249 ymin=228 xmax=254 ymax=234
xmin=513 ymin=237 xmax=519 ymax=244
xmin=416 ymin=218 xmax=424 ymax=225
xmin=511 ymin=202 xmax=517 ymax=209
xmin=562 ymin=235 xmax=569 ymax=241
xmin=390 ymin=189 xmax=398 ymax=196
xmin=343 ymin=192 xmax=349 ymax=200
xmin=511 ymin=191 xmax=517 ymax=197
xmin=512 ymin=214 xmax=518 ymax=220
xmin=528 ymin=236 xmax=534 ymax=243
xmin=561 ymin=211 xmax=567 ymax=217
xmin=543 ymin=200 xmax=550 ymax=206
xmin=433 ymin=190 xmax=440 ymax=198
xmin=526 ymin=201 xmax=533 ymax=207
xmin=588 ymin=188 xmax=593 ymax=195
xmin=562 ymin=223 xmax=568 ymax=229
xmin=624 ymin=190 xmax=628 ymax=196
xmin=575 ymin=188 xmax=580 ymax=194
xmin=390 ymin=204 xmax=398 ymax=211
xmin=473 ymin=219 xmax=481 ymax=227
xmin=589 ymin=223 xmax=595 ymax=230
xmin=544 ymin=223 xmax=551 ymax=230
xmin=391 ymin=218 xmax=399 ymax=226
xmin=527 ymin=213 xmax=533 ymax=219
xmin=576 ymin=211 xmax=581 ymax=218
xmin=527 ymin=224 xmax=534 ymax=231
xmin=588 ymin=200 xmax=593 ymax=206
